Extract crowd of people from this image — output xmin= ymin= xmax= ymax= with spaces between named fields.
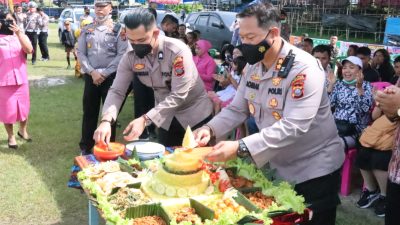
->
xmin=1 ymin=0 xmax=400 ymax=225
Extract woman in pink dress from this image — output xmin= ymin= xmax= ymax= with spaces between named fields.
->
xmin=0 ymin=11 xmax=33 ymax=149
xmin=193 ymin=39 xmax=216 ymax=92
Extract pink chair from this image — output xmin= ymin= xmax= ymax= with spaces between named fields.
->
xmin=341 ymin=148 xmax=358 ymax=196
xmin=370 ymin=81 xmax=392 ymax=91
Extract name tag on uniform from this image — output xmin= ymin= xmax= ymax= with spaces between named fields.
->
xmin=268 ymin=88 xmax=283 ymax=95
xmin=133 ymin=71 xmax=149 ymax=76
xmin=246 ymin=81 xmax=259 ymax=90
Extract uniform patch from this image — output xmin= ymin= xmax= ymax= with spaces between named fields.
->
xmin=272 ymin=111 xmax=281 ymax=120
xmin=268 ymin=87 xmax=282 ymax=95
xmin=246 ymin=81 xmax=260 ymax=90
xmin=275 ymin=58 xmax=284 ymax=71
xmin=291 ymin=74 xmax=306 ymax=99
xmin=250 ymin=74 xmax=261 ymax=82
xmin=248 ymin=103 xmax=255 ymax=115
xmin=272 ymin=77 xmax=282 ymax=86
xmin=269 ymin=98 xmax=278 ymax=108
xmin=134 ymin=64 xmax=145 ymax=70
xmin=87 ymin=43 xmax=92 ymax=48
xmin=133 ymin=71 xmax=149 ymax=76
xmin=249 ymin=92 xmax=256 ymax=100
xmin=173 ymin=56 xmax=184 ymax=77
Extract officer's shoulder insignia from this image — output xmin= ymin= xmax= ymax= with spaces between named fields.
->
xmin=134 ymin=64 xmax=145 ymax=70
xmin=173 ymin=56 xmax=184 ymax=77
xmin=272 ymin=111 xmax=282 ymax=120
xmin=275 ymin=57 xmax=284 ymax=71
xmin=291 ymin=74 xmax=306 ymax=99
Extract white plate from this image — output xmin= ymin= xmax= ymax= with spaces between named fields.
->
xmin=126 ymin=141 xmax=165 ymax=154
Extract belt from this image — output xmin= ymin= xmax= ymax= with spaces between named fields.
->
xmin=25 ymin=30 xmax=37 ymax=33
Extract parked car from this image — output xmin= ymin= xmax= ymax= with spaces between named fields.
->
xmin=57 ymin=6 xmax=95 ymax=41
xmin=185 ymin=11 xmax=237 ymax=51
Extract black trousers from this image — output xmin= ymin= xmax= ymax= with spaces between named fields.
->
xmin=38 ymin=32 xmax=49 ymax=59
xmin=386 ymin=179 xmax=400 ymax=225
xmin=25 ymin=31 xmax=38 ymax=63
xmin=158 ymin=115 xmax=212 ymax=147
xmin=79 ymin=73 xmax=117 ymax=153
xmin=132 ymin=75 xmax=155 ymax=138
xmin=294 ymin=169 xmax=341 ymax=225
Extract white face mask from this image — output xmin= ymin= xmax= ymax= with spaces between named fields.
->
xmin=96 ymin=14 xmax=111 ymax=23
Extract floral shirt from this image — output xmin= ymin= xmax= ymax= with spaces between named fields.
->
xmin=389 ymin=126 xmax=400 ymax=184
xmin=329 ymin=81 xmax=373 ymax=134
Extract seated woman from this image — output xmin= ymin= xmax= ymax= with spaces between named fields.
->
xmin=327 ymin=56 xmax=373 ymax=150
xmin=186 ymin=31 xmax=198 ymax=56
xmin=355 ymin=105 xmax=396 ymax=217
xmin=208 ymin=56 xmax=246 ymax=113
xmin=372 ymin=49 xmax=395 ymax=83
xmin=193 ymin=39 xmax=216 ymax=92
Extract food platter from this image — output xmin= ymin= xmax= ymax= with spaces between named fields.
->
xmin=77 ymin=128 xmax=311 ymax=225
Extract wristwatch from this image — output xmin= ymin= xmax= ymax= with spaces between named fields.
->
xmin=100 ymin=118 xmax=115 ymax=125
xmin=237 ymin=139 xmax=250 ymax=158
xmin=142 ymin=114 xmax=152 ymax=127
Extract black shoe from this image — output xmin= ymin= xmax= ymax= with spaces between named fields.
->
xmin=8 ymin=143 xmax=18 ymax=149
xmin=374 ymin=195 xmax=386 ymax=217
xmin=17 ymin=132 xmax=32 ymax=142
xmin=32 ymin=61 xmax=36 ymax=65
xmin=356 ymin=189 xmax=380 ymax=208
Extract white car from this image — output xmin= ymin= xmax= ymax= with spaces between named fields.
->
xmin=57 ymin=6 xmax=95 ymax=41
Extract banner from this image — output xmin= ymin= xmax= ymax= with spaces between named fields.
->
xmin=290 ymin=35 xmax=400 ymax=61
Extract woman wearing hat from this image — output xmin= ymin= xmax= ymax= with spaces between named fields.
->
xmin=0 ymin=11 xmax=33 ymax=148
xmin=327 ymin=56 xmax=373 ymax=150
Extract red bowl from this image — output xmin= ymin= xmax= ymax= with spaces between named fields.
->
xmin=93 ymin=142 xmax=125 ymax=160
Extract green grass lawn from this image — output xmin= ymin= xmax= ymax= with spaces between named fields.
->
xmin=0 ymin=24 xmax=385 ymax=225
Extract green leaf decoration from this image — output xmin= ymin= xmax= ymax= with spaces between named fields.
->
xmin=232 ymin=192 xmax=260 ymax=213
xmin=125 ymin=203 xmax=170 ymax=225
xmin=189 ymin=198 xmax=215 ymax=221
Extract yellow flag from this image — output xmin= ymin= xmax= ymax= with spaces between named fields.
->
xmin=8 ymin=0 xmax=14 ymax=13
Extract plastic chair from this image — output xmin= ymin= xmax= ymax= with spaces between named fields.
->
xmin=341 ymin=148 xmax=358 ymax=196
xmin=370 ymin=81 xmax=392 ymax=91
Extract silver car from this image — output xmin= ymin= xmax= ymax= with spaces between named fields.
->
xmin=185 ymin=11 xmax=237 ymax=51
xmin=57 ymin=6 xmax=95 ymax=41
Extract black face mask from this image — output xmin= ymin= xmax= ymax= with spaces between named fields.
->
xmin=131 ymin=35 xmax=154 ymax=59
xmin=241 ymin=31 xmax=271 ymax=65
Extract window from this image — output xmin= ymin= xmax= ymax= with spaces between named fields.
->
xmin=62 ymin=10 xmax=72 ymax=19
xmin=186 ymin=13 xmax=198 ymax=24
xmin=196 ymin=15 xmax=208 ymax=26
xmin=208 ymin=15 xmax=221 ymax=27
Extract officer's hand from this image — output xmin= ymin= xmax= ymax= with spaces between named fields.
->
xmin=91 ymin=71 xmax=105 ymax=85
xmin=123 ymin=117 xmax=146 ymax=141
xmin=205 ymin=141 xmax=239 ymax=162
xmin=194 ymin=126 xmax=211 ymax=147
xmin=93 ymin=121 xmax=112 ymax=146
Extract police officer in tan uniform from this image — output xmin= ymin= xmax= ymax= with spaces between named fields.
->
xmin=77 ymin=0 xmax=128 ymax=155
xmin=194 ymin=2 xmax=344 ymax=225
xmin=93 ymin=8 xmax=213 ymax=147
xmin=24 ymin=2 xmax=40 ymax=65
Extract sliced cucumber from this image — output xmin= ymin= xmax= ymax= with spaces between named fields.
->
xmin=188 ymin=187 xmax=198 ymax=196
xmin=177 ymin=188 xmax=188 ymax=198
xmin=165 ymin=186 xmax=176 ymax=197
xmin=154 ymin=183 xmax=166 ymax=195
